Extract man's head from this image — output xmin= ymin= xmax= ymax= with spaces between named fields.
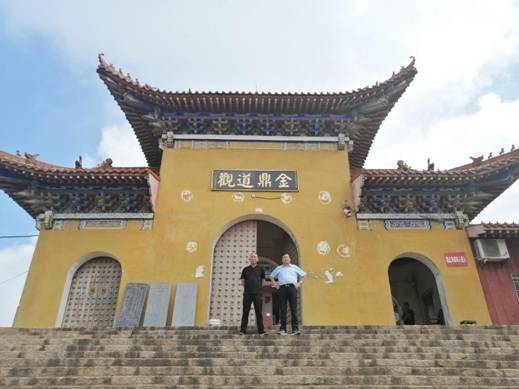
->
xmin=282 ymin=254 xmax=291 ymax=266
xmin=249 ymin=253 xmax=259 ymax=266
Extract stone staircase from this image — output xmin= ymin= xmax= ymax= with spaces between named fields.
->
xmin=1 ymin=326 xmax=519 ymax=388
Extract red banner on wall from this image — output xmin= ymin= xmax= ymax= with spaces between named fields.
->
xmin=444 ymin=252 xmax=468 ymax=267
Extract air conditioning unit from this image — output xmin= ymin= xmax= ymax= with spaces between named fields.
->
xmin=474 ymin=239 xmax=510 ymax=263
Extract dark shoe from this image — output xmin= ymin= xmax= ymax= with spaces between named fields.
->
xmin=291 ymin=330 xmax=301 ymax=336
xmin=239 ymin=330 xmax=246 ymax=335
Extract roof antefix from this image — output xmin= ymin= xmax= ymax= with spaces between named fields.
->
xmin=97 ymin=54 xmax=418 ymax=168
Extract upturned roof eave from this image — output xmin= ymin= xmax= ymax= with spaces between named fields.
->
xmin=0 ymin=150 xmax=153 ymax=186
xmin=97 ymin=55 xmax=417 ymax=168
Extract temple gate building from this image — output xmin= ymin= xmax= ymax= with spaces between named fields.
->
xmin=2 ymin=55 xmax=519 ymax=328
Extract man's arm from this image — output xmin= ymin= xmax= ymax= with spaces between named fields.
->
xmin=295 ymin=265 xmax=306 ymax=289
xmin=270 ymin=267 xmax=280 ymax=289
xmin=261 ymin=267 xmax=268 ymax=287
xmin=240 ymin=268 xmax=245 ymax=287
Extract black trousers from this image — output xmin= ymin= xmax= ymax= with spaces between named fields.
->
xmin=240 ymin=292 xmax=264 ymax=333
xmin=279 ymin=285 xmax=298 ymax=331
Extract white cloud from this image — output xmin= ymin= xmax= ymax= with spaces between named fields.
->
xmin=0 ymin=238 xmax=37 ymax=327
xmin=368 ymin=93 xmax=519 ymax=169
xmin=96 ymin=124 xmax=147 ymax=167
xmin=369 ymin=92 xmax=519 ymax=222
xmin=475 ymin=182 xmax=519 ymax=223
xmin=83 ymin=124 xmax=147 ymax=167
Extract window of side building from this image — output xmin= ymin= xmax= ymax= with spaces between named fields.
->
xmin=512 ymin=275 xmax=519 ymax=303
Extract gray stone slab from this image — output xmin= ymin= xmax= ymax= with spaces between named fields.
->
xmin=143 ymin=283 xmax=171 ymax=327
xmin=171 ymin=283 xmax=197 ymax=327
xmin=116 ymin=283 xmax=149 ymax=328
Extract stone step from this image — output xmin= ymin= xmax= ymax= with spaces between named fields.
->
xmin=5 ymin=384 xmax=511 ymax=389
xmin=3 ymin=327 xmax=519 ymax=337
xmin=3 ymin=327 xmax=519 ymax=388
xmin=2 ymin=356 xmax=518 ymax=369
xmin=4 ymin=365 xmax=519 ymax=378
xmin=3 ymin=374 xmax=519 ymax=386
xmin=5 ymin=350 xmax=518 ymax=362
xmin=4 ymin=330 xmax=519 ymax=343
xmin=5 ymin=343 xmax=519 ymax=355
xmin=10 ymin=343 xmax=517 ymax=355
xmin=5 ymin=384 xmax=510 ymax=389
xmin=4 ymin=337 xmax=519 ymax=348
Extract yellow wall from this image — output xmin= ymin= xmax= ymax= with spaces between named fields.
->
xmin=14 ymin=143 xmax=491 ymax=327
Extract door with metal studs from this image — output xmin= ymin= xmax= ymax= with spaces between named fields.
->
xmin=62 ymin=257 xmax=122 ymax=328
xmin=210 ymin=221 xmax=258 ymax=326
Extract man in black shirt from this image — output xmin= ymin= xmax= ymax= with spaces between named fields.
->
xmin=239 ymin=253 xmax=267 ymax=335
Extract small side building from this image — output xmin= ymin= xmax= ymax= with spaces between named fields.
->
xmin=467 ymin=223 xmax=519 ymax=324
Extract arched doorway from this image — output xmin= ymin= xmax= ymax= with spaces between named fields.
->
xmin=388 ymin=255 xmax=450 ymax=325
xmin=209 ymin=218 xmax=300 ymax=327
xmin=62 ymin=257 xmax=122 ymax=328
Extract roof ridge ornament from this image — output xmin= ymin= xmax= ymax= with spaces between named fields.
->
xmin=24 ymin=152 xmax=39 ymax=161
xmin=396 ymin=160 xmax=414 ymax=171
xmin=470 ymin=155 xmax=484 ymax=164
xmin=96 ymin=158 xmax=113 ymax=169
xmin=427 ymin=158 xmax=435 ymax=171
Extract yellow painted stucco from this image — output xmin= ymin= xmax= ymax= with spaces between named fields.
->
xmin=13 ymin=143 xmax=491 ymax=327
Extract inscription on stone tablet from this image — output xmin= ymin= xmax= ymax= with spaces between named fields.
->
xmin=116 ymin=283 xmax=149 ymax=328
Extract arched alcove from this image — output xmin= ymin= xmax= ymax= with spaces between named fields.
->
xmin=209 ymin=216 xmax=300 ymax=327
xmin=388 ymin=253 xmax=451 ymax=326
xmin=57 ymin=254 xmax=122 ymax=328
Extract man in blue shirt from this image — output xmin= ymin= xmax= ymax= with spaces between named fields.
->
xmin=270 ymin=254 xmax=306 ymax=335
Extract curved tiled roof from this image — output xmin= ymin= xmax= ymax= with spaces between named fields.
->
xmin=358 ymin=148 xmax=519 ymax=220
xmin=0 ymin=151 xmax=153 ymax=185
xmin=468 ymin=223 xmax=519 ymax=238
xmin=0 ymin=151 xmax=157 ymax=218
xmin=97 ymin=54 xmax=417 ymax=168
xmin=97 ymin=54 xmax=417 ymax=113
xmin=362 ymin=148 xmax=519 ymax=186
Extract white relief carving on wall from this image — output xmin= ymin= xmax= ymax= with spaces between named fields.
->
xmin=318 ymin=191 xmax=332 ymax=205
xmin=232 ymin=192 xmax=245 ymax=203
xmin=186 ymin=241 xmax=198 ymax=253
xmin=317 ymin=241 xmax=331 ymax=255
xmin=337 ymin=244 xmax=351 ymax=258
xmin=180 ymin=190 xmax=193 ymax=202
xmin=280 ymin=193 xmax=293 ymax=204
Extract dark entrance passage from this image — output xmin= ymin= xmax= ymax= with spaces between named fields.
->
xmin=210 ymin=218 xmax=300 ymax=327
xmin=256 ymin=220 xmax=300 ymax=327
xmin=389 ymin=257 xmax=445 ymax=325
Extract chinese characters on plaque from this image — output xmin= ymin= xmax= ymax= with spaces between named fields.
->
xmin=212 ymin=170 xmax=298 ymax=191
xmin=444 ymin=252 xmax=468 ymax=267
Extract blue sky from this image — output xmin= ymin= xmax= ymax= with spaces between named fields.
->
xmin=0 ymin=0 xmax=518 ymax=326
